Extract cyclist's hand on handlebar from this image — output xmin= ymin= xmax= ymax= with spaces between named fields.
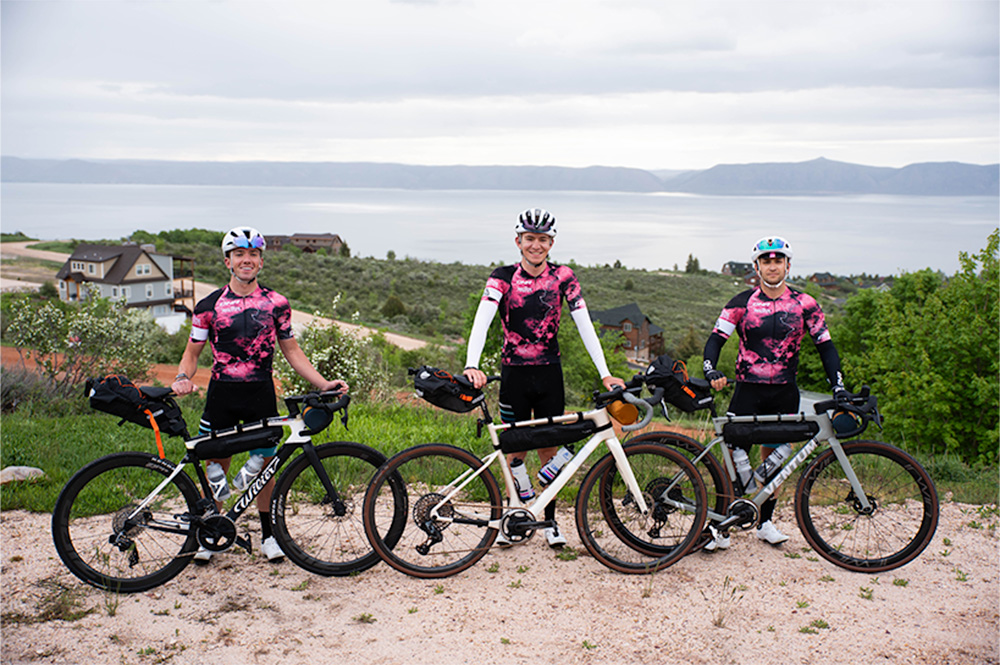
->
xmin=462 ymin=367 xmax=487 ymax=390
xmin=602 ymin=375 xmax=626 ymax=391
xmin=317 ymin=378 xmax=349 ymax=393
xmin=705 ymin=369 xmax=728 ymax=391
xmin=832 ymin=385 xmax=850 ymax=404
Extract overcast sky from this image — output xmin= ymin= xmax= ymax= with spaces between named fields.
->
xmin=2 ymin=0 xmax=997 ymax=171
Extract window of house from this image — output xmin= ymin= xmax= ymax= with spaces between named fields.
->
xmin=146 ymin=284 xmax=154 ymax=299
xmin=136 ymin=264 xmax=151 ymax=276
xmin=165 ymin=283 xmax=172 ymax=295
xmin=111 ymin=286 xmax=119 ymax=298
xmin=122 ymin=286 xmax=131 ymax=299
xmin=88 ymin=264 xmax=95 ymax=274
xmin=623 ymin=323 xmax=633 ymax=333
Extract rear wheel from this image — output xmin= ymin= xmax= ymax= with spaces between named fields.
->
xmin=363 ymin=444 xmax=503 ymax=579
xmin=52 ymin=452 xmax=202 ymax=593
xmin=795 ymin=440 xmax=939 ymax=572
xmin=576 ymin=442 xmax=707 ymax=574
xmin=272 ymin=442 xmax=405 ymax=576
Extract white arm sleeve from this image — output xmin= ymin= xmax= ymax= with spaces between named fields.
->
xmin=571 ymin=306 xmax=611 ymax=378
xmin=464 ymin=299 xmax=499 ymax=369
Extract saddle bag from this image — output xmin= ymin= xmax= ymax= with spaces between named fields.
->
xmin=410 ymin=366 xmax=485 ymax=413
xmin=644 ymin=354 xmax=714 ymax=413
xmin=86 ymin=375 xmax=188 ymax=438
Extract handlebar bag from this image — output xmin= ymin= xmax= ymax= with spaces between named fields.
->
xmin=722 ymin=420 xmax=820 ymax=446
xmin=86 ymin=375 xmax=189 ymax=438
xmin=498 ymin=417 xmax=607 ymax=454
xmin=411 ymin=366 xmax=485 ymax=413
xmin=644 ymin=355 xmax=714 ymax=412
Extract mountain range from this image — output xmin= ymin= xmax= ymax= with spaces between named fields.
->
xmin=2 ymin=156 xmax=996 ymax=196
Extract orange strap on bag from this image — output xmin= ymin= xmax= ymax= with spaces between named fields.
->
xmin=144 ymin=409 xmax=166 ymax=459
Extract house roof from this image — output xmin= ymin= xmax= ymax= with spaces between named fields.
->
xmin=590 ymin=302 xmax=662 ymax=334
xmin=55 ymin=244 xmax=166 ymax=285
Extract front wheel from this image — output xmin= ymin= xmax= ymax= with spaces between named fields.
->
xmin=795 ymin=440 xmax=939 ymax=572
xmin=52 ymin=452 xmax=203 ymax=593
xmin=576 ymin=442 xmax=707 ymax=574
xmin=363 ymin=443 xmax=503 ymax=579
xmin=271 ymin=442 xmax=406 ymax=576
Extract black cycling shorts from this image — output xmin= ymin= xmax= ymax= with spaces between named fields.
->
xmin=727 ymin=382 xmax=800 ymax=451
xmin=498 ymin=364 xmax=565 ymax=425
xmin=200 ymin=380 xmax=280 ymax=457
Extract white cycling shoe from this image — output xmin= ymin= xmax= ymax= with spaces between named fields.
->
xmin=756 ymin=520 xmax=789 ymax=545
xmin=544 ymin=525 xmax=567 ymax=549
xmin=260 ymin=536 xmax=285 ymax=562
xmin=193 ymin=546 xmax=213 ymax=565
xmin=702 ymin=530 xmax=731 ymax=552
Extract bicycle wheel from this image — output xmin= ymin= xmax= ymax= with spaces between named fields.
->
xmin=795 ymin=440 xmax=939 ymax=573
xmin=271 ymin=441 xmax=406 ymax=576
xmin=363 ymin=443 xmax=503 ymax=579
xmin=626 ymin=431 xmax=732 ymax=518
xmin=576 ymin=442 xmax=707 ymax=574
xmin=52 ymin=452 xmax=202 ymax=593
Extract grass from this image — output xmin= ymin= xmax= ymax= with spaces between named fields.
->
xmin=701 ymin=575 xmax=745 ymax=628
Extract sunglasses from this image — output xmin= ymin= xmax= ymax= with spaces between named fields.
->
xmin=756 ymin=238 xmax=786 ymax=251
xmin=233 ymin=236 xmax=265 ymax=249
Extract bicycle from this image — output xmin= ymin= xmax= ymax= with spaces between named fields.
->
xmin=362 ymin=368 xmax=709 ymax=578
xmin=624 ymin=376 xmax=940 ymax=573
xmin=52 ymin=387 xmax=406 ymax=593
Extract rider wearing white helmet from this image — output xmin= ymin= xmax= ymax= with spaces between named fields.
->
xmin=702 ymin=234 xmax=847 ymax=550
xmin=463 ymin=208 xmax=624 ymax=549
xmin=172 ymin=226 xmax=347 ymax=565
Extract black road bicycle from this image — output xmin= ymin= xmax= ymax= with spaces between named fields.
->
xmin=52 ymin=389 xmax=406 ymax=593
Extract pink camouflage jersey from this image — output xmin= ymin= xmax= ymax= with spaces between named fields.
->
xmin=190 ymin=285 xmax=294 ymax=382
xmin=483 ymin=262 xmax=587 ymax=366
xmin=712 ymin=286 xmax=832 ymax=384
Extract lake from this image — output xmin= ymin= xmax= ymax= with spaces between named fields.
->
xmin=2 ymin=183 xmax=996 ymax=276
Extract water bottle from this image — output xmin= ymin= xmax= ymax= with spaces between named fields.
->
xmin=206 ymin=461 xmax=231 ymax=501
xmin=537 ymin=446 xmax=574 ymax=486
xmin=753 ymin=443 xmax=793 ymax=485
xmin=730 ymin=447 xmax=754 ymax=494
xmin=233 ymin=454 xmax=266 ymax=492
xmin=510 ymin=458 xmax=535 ymax=501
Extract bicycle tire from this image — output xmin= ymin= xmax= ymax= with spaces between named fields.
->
xmin=795 ymin=440 xmax=939 ymax=573
xmin=52 ymin=452 xmax=202 ymax=593
xmin=576 ymin=442 xmax=707 ymax=574
xmin=626 ymin=431 xmax=733 ymax=517
xmin=271 ymin=441 xmax=406 ymax=576
xmin=363 ymin=443 xmax=503 ymax=579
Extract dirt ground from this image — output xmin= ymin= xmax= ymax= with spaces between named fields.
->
xmin=1 ymin=499 xmax=997 ymax=665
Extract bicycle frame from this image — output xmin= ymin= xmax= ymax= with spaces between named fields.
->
xmin=695 ymin=410 xmax=872 ymax=531
xmin=424 ymin=406 xmax=652 ymax=530
xmin=113 ymin=411 xmax=331 ymax=550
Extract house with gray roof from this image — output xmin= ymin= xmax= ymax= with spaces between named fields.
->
xmin=55 ymin=243 xmax=186 ymax=331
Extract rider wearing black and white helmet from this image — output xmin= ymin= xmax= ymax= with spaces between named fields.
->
xmin=514 ymin=208 xmax=557 ymax=237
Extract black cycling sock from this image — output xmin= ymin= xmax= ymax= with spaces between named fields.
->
xmin=544 ymin=501 xmax=556 ymax=523
xmin=260 ymin=512 xmax=273 ymax=540
xmin=759 ymin=497 xmax=776 ymax=525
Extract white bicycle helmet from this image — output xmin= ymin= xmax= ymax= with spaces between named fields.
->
xmin=222 ymin=226 xmax=266 ymax=257
xmin=750 ymin=236 xmax=793 ymax=262
xmin=514 ymin=208 xmax=557 ymax=237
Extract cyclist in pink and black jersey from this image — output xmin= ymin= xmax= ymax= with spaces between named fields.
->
xmin=702 ymin=236 xmax=847 ymax=550
xmin=172 ymin=226 xmax=347 ymax=565
xmin=463 ymin=209 xmax=625 ymax=548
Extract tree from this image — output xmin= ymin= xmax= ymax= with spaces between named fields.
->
xmin=381 ymin=295 xmax=407 ymax=319
xmin=685 ymin=254 xmax=701 ymax=274
xmin=837 ymin=230 xmax=998 ymax=466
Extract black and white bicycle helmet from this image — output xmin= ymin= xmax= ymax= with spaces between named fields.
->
xmin=515 ymin=208 xmax=557 ymax=237
xmin=221 ymin=226 xmax=267 ymax=257
xmin=750 ymin=236 xmax=793 ymax=262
